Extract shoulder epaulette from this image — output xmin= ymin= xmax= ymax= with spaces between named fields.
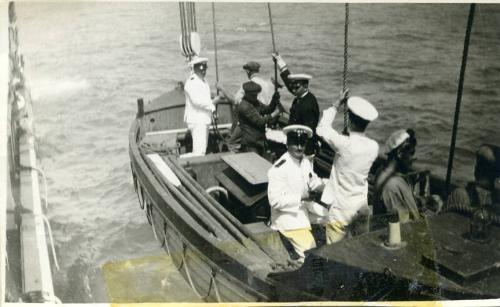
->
xmin=274 ymin=159 xmax=286 ymax=168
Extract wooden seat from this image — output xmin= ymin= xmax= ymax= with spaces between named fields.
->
xmin=221 ymin=152 xmax=272 ymax=185
xmin=215 ymin=168 xmax=267 ymax=207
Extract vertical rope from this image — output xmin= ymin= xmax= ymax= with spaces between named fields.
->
xmin=445 ymin=3 xmax=476 ymax=196
xmin=212 ymin=2 xmax=219 ymax=90
xmin=267 ymin=3 xmax=278 ymax=94
xmin=191 ymin=2 xmax=197 ymax=31
xmin=342 ymin=3 xmax=350 ymax=135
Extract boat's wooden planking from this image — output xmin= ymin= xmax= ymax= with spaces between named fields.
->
xmin=130 ymin=121 xmax=277 ymax=301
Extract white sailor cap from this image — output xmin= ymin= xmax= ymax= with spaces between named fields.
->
xmin=347 ymin=96 xmax=378 ymax=121
xmin=283 ymin=124 xmax=313 ymax=138
xmin=385 ymin=129 xmax=410 ymax=154
xmin=189 ymin=56 xmax=208 ymax=67
xmin=288 ymin=73 xmax=312 ymax=82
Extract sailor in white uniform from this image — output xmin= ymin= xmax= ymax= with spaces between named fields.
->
xmin=316 ymin=93 xmax=379 ymax=244
xmin=182 ymin=57 xmax=223 ymax=157
xmin=267 ymin=125 xmax=327 ymax=263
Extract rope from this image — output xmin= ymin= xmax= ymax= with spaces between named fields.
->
xmin=211 ymin=111 xmax=229 ymax=148
xmin=342 ymin=3 xmax=350 ymax=135
xmin=179 ymin=3 xmax=189 ymax=58
xmin=149 ymin=203 xmax=160 ymax=242
xmin=20 ymin=165 xmax=48 ymax=210
xmin=161 ymin=222 xmax=171 ymax=256
xmin=267 ymin=3 xmax=278 ymax=94
xmin=180 ymin=244 xmax=203 ymax=299
xmin=445 ymin=3 xmax=476 ymax=196
xmin=41 ymin=215 xmax=60 ymax=271
xmin=191 ymin=2 xmax=197 ymax=31
xmin=202 ymin=268 xmax=221 ymax=302
xmin=212 ymin=2 xmax=219 ymax=90
xmin=212 ymin=269 xmax=221 ymax=302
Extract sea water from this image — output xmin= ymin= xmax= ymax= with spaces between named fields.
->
xmin=14 ymin=2 xmax=500 ymax=302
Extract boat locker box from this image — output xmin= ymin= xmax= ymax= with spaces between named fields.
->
xmin=215 ymin=152 xmax=272 ymax=223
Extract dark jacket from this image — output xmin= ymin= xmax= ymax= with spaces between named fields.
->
xmin=281 ymin=69 xmax=320 ymax=154
xmin=237 ymin=94 xmax=279 ymax=149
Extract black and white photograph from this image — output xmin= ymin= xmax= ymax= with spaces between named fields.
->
xmin=2 ymin=1 xmax=500 ymax=305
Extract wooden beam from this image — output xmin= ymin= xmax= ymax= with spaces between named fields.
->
xmin=1 ymin=1 xmax=10 ymax=303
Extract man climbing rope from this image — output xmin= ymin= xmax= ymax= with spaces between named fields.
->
xmin=316 ymin=91 xmax=379 ymax=244
xmin=269 ymin=53 xmax=320 ymax=157
xmin=220 ymin=60 xmax=277 ymax=153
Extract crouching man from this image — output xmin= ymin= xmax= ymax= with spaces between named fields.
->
xmin=267 ymin=125 xmax=327 ymax=263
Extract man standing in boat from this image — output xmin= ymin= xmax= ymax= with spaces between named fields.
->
xmin=270 ymin=53 xmax=320 ymax=157
xmin=267 ymin=125 xmax=327 ymax=263
xmin=182 ymin=57 xmax=224 ymax=157
xmin=316 ymin=92 xmax=379 ymax=244
xmin=220 ymin=61 xmax=276 ymax=153
xmin=237 ymin=81 xmax=281 ymax=155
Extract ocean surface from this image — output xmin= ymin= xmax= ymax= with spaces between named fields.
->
xmin=14 ymin=2 xmax=500 ymax=303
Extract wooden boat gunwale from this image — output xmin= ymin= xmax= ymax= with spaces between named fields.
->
xmin=128 ymin=112 xmax=277 ymax=302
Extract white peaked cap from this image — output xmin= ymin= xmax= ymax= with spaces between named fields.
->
xmin=288 ymin=73 xmax=312 ymax=81
xmin=385 ymin=129 xmax=410 ymax=154
xmin=283 ymin=124 xmax=313 ymax=138
xmin=347 ymin=96 xmax=378 ymax=121
xmin=189 ymin=56 xmax=208 ymax=67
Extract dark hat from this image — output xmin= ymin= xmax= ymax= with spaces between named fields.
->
xmin=243 ymin=81 xmax=262 ymax=94
xmin=243 ymin=61 xmax=261 ymax=72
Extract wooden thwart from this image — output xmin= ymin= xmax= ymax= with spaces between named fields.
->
xmin=221 ymin=152 xmax=272 ymax=185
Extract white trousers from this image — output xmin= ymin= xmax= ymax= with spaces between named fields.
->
xmin=182 ymin=123 xmax=208 ymax=158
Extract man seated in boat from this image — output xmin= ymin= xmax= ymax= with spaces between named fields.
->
xmin=316 ymin=91 xmax=379 ymax=244
xmin=220 ymin=60 xmax=277 ymax=153
xmin=373 ymin=129 xmax=422 ymax=223
xmin=447 ymin=144 xmax=500 ymax=213
xmin=268 ymin=52 xmax=320 ymax=157
xmin=182 ymin=56 xmax=224 ymax=158
xmin=236 ymin=80 xmax=281 ymax=155
xmin=267 ymin=125 xmax=328 ymax=264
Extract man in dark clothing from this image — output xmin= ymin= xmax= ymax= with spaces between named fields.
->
xmin=238 ymin=81 xmax=281 ymax=155
xmin=271 ymin=53 xmax=320 ymax=156
xmin=447 ymin=144 xmax=500 ymax=212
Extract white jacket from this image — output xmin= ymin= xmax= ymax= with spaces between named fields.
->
xmin=316 ymin=106 xmax=379 ymax=224
xmin=184 ymin=73 xmax=216 ymax=125
xmin=267 ymin=152 xmax=326 ymax=231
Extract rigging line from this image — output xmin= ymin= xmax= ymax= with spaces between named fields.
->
xmin=267 ymin=3 xmax=278 ymax=94
xmin=342 ymin=3 xmax=350 ymax=135
xmin=192 ymin=2 xmax=197 ymax=32
xmin=188 ymin=2 xmax=194 ymax=32
xmin=445 ymin=3 xmax=476 ymax=197
xmin=179 ymin=2 xmax=189 ymax=57
xmin=212 ymin=2 xmax=219 ymax=88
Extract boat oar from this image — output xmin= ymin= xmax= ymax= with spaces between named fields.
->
xmin=267 ymin=3 xmax=278 ymax=95
xmin=163 ymin=157 xmax=251 ymax=245
xmin=166 ymin=156 xmax=289 ymax=264
xmin=146 ymin=154 xmax=229 ymax=240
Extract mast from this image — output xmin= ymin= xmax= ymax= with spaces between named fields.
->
xmin=445 ymin=3 xmax=476 ymax=196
